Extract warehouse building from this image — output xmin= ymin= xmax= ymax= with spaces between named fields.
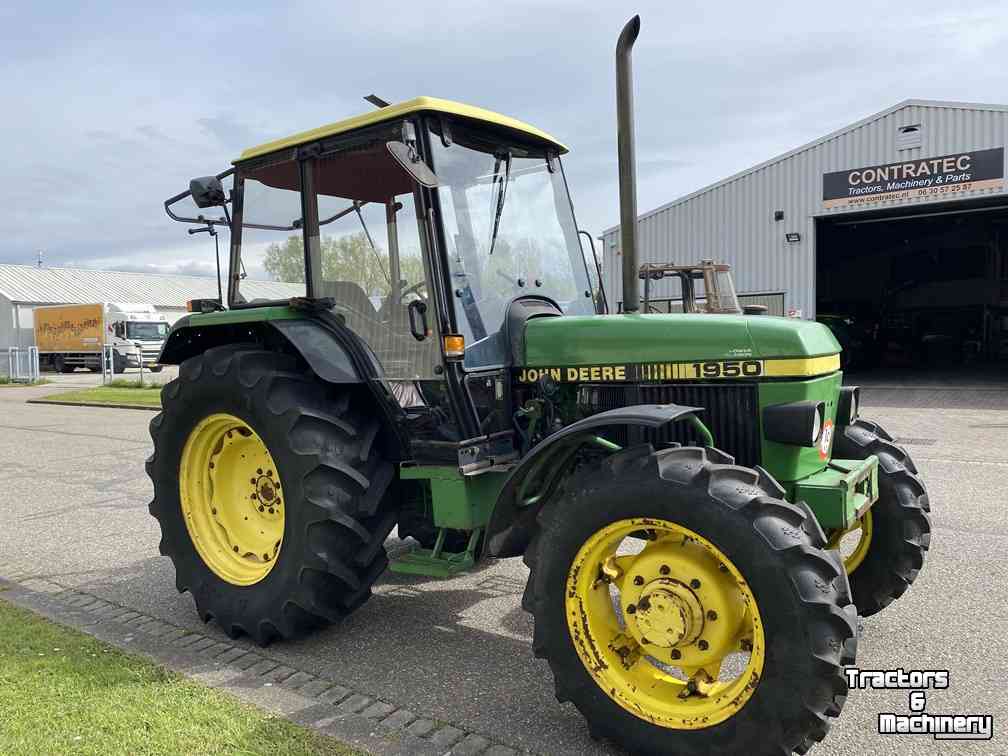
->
xmin=601 ymin=99 xmax=1008 ymax=372
xmin=0 ymin=264 xmax=302 ymax=351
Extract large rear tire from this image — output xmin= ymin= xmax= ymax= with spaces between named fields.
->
xmin=147 ymin=345 xmax=396 ymax=644
xmin=830 ymin=419 xmax=931 ymax=617
xmin=523 ymin=445 xmax=857 ymax=756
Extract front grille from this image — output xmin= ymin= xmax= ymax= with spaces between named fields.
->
xmin=578 ymin=383 xmax=762 ymax=467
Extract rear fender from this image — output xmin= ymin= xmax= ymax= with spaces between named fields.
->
xmin=158 ymin=312 xmax=409 ymax=457
xmin=485 ymin=404 xmax=703 ymax=558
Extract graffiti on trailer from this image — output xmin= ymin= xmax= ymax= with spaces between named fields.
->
xmin=39 ymin=317 xmax=101 ymax=339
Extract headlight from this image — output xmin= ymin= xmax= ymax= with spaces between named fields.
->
xmin=763 ymin=400 xmax=827 ymax=448
xmin=837 ymin=386 xmax=859 ymax=426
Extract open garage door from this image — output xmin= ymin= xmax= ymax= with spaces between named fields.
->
xmin=815 ymin=199 xmax=1008 ymax=377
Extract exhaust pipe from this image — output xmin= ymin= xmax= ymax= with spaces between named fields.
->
xmin=616 ymin=15 xmax=641 ymax=314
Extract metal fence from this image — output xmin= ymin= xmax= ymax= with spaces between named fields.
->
xmin=7 ymin=346 xmax=40 ymax=383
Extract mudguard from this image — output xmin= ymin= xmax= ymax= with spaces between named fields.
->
xmin=485 ymin=403 xmax=703 ymax=558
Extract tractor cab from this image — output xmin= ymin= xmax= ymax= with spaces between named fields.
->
xmin=637 ymin=260 xmax=742 ymax=314
xmin=166 ymin=97 xmax=596 ymax=381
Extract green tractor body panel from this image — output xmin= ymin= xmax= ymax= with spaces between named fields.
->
xmin=187 ymin=306 xmax=302 ymax=326
xmin=400 ymin=465 xmax=506 ymax=530
xmin=793 ymin=456 xmax=879 ymax=530
xmin=523 ymin=313 xmax=840 ymax=367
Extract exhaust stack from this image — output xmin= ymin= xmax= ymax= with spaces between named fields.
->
xmin=616 ymin=15 xmax=641 ymax=313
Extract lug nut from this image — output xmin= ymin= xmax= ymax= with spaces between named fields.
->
xmin=268 ymin=508 xmax=274 ymax=515
xmin=659 ymin=565 xmax=670 ymax=575
xmin=626 ymin=604 xmax=636 ymax=614
xmin=266 ymin=470 xmax=273 ymax=477
xmin=698 ymin=639 xmax=709 ymax=651
xmin=258 ymin=505 xmax=264 ymax=512
xmin=690 ymin=579 xmax=701 ymax=589
xmin=707 ymin=610 xmax=718 ymax=621
xmin=633 ymin=576 xmax=644 ymax=586
xmin=263 ymin=553 xmax=269 ymax=561
xmin=257 ymin=468 xmax=263 ymax=474
xmin=233 ymin=546 xmax=239 ymax=553
xmin=250 ymin=478 xmax=256 ymax=484
xmin=211 ymin=508 xmax=217 ymax=515
xmin=670 ymin=649 xmax=681 ymax=660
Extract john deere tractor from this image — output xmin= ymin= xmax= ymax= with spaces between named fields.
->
xmin=149 ymin=16 xmax=930 ymax=755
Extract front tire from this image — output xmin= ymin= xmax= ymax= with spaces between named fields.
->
xmin=831 ymin=419 xmax=931 ymax=616
xmin=523 ymin=445 xmax=857 ymax=756
xmin=147 ymin=346 xmax=396 ymax=644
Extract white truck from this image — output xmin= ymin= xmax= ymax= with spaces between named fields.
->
xmin=34 ymin=302 xmax=169 ymax=374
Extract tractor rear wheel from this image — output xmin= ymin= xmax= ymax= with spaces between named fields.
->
xmin=523 ymin=445 xmax=856 ymax=756
xmin=147 ymin=345 xmax=396 ymax=644
xmin=830 ymin=419 xmax=931 ymax=617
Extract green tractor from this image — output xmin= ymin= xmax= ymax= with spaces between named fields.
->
xmin=149 ymin=16 xmax=930 ymax=755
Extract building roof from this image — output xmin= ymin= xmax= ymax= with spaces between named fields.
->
xmin=237 ymin=96 xmax=568 ymax=161
xmin=0 ymin=264 xmax=303 ymax=307
xmin=601 ymin=99 xmax=1008 ymax=235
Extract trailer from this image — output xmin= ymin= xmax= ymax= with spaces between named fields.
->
xmin=34 ymin=302 xmax=169 ymax=373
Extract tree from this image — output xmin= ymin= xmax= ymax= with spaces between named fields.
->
xmin=263 ymin=232 xmax=426 ymax=296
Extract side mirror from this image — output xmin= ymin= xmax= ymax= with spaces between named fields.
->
xmin=190 ymin=176 xmax=227 ymax=208
xmin=386 ymin=142 xmax=439 ymax=188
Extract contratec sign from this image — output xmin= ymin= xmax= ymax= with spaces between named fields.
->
xmin=823 ymin=147 xmax=1004 ymax=208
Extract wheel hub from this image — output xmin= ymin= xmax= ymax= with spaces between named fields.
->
xmin=629 ymin=581 xmax=703 ymax=648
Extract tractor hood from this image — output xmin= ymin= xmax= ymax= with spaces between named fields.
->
xmin=522 ymin=314 xmax=840 ymax=373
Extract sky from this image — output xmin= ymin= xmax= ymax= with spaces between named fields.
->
xmin=3 ymin=0 xmax=1008 ymax=277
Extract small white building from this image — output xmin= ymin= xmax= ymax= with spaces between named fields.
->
xmin=0 ymin=264 xmax=302 ymax=351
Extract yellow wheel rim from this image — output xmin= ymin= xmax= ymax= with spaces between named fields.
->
xmin=565 ymin=518 xmax=765 ymax=730
xmin=828 ymin=510 xmax=873 ymax=575
xmin=179 ymin=413 xmax=284 ymax=586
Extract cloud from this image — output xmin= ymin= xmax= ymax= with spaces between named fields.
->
xmin=1 ymin=0 xmax=1006 ymax=266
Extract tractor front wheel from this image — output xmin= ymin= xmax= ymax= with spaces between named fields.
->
xmin=831 ymin=419 xmax=931 ymax=616
xmin=523 ymin=445 xmax=857 ymax=756
xmin=147 ymin=346 xmax=396 ymax=644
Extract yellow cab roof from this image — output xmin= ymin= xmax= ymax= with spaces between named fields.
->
xmin=235 ymin=96 xmax=567 ymax=162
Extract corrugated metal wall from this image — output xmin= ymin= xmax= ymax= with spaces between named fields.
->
xmin=601 ymin=101 xmax=1008 ymax=318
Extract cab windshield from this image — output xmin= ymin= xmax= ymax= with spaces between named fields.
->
xmin=428 ymin=121 xmax=594 ymax=368
xmin=126 ymin=322 xmax=169 ymax=340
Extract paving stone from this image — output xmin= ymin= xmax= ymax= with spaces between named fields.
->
xmin=104 ymin=607 xmax=134 ymax=621
xmin=216 ymin=648 xmax=249 ymax=665
xmin=94 ymin=604 xmax=124 ymax=618
xmin=174 ymin=633 xmax=204 ymax=648
xmin=299 ymin=679 xmax=334 ymax=698
xmin=483 ymin=747 xmax=518 ymax=756
xmin=78 ymin=598 xmax=106 ymax=611
xmin=261 ymin=665 xmax=296 ymax=683
xmin=335 ymin=693 xmax=372 ymax=714
xmin=360 ymin=700 xmax=395 ymax=720
xmin=126 ymin=615 xmax=155 ymax=628
xmin=380 ymin=708 xmax=417 ymax=730
xmin=160 ymin=628 xmax=190 ymax=642
xmin=318 ymin=685 xmax=350 ymax=703
xmin=280 ymin=671 xmax=315 ymax=690
xmin=188 ymin=637 xmax=218 ymax=652
xmin=67 ymin=595 xmax=96 ymax=607
xmin=144 ymin=622 xmax=175 ymax=638
xmin=200 ymin=642 xmax=233 ymax=658
xmin=247 ymin=659 xmax=279 ymax=677
xmin=451 ymin=734 xmax=490 ymax=755
xmin=233 ymin=653 xmax=264 ymax=670
xmin=429 ymin=726 xmax=464 ymax=748
xmin=406 ymin=718 xmax=437 ymax=737
xmin=116 ymin=611 xmax=141 ymax=623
